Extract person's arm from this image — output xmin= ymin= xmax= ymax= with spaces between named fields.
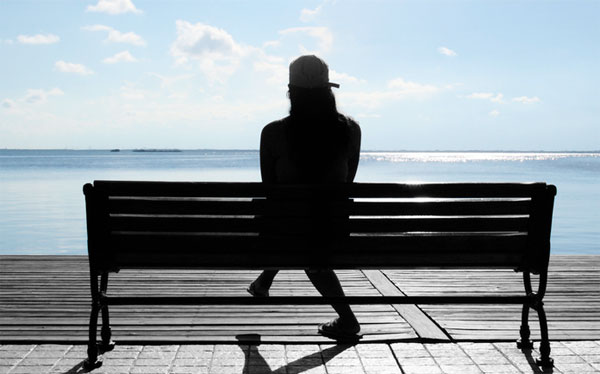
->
xmin=260 ymin=124 xmax=277 ymax=184
xmin=346 ymin=121 xmax=361 ymax=183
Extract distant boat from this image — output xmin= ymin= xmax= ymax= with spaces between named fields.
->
xmin=132 ymin=149 xmax=182 ymax=152
xmin=110 ymin=149 xmax=120 ymax=152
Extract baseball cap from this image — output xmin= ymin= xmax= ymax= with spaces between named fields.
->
xmin=289 ymin=55 xmax=340 ymax=89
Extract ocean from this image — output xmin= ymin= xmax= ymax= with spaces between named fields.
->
xmin=0 ymin=149 xmax=598 ymax=255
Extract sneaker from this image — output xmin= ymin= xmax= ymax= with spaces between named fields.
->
xmin=246 ymin=281 xmax=269 ymax=297
xmin=318 ymin=318 xmax=361 ymax=341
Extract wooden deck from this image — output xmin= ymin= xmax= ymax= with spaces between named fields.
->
xmin=0 ymin=255 xmax=598 ymax=344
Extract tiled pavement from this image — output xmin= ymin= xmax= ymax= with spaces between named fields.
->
xmin=1 ymin=341 xmax=599 ymax=374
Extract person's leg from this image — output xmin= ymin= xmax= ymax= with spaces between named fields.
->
xmin=305 ymin=269 xmax=359 ymax=330
xmin=248 ymin=270 xmax=278 ymax=296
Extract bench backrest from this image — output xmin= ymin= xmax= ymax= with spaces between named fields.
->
xmin=84 ymin=181 xmax=556 ymax=274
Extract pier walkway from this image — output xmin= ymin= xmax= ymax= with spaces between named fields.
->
xmin=1 ymin=255 xmax=599 ymax=373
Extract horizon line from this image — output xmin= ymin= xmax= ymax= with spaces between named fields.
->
xmin=1 ymin=148 xmax=600 ymax=153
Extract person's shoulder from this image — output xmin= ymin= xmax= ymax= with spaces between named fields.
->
xmin=262 ymin=117 xmax=288 ymax=133
xmin=338 ymin=114 xmax=361 ymax=135
xmin=261 ymin=117 xmax=288 ymax=143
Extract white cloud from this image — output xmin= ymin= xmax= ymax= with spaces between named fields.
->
xmin=489 ymin=109 xmax=500 ymax=117
xmin=438 ymin=46 xmax=457 ymax=57
xmin=513 ymin=96 xmax=541 ymax=104
xmin=103 ymin=50 xmax=137 ymax=64
xmin=148 ymin=72 xmax=194 ymax=88
xmin=263 ymin=40 xmax=280 ymax=49
xmin=279 ymin=27 xmax=333 ymax=53
xmin=120 ymin=82 xmax=147 ymax=100
xmin=340 ymin=78 xmax=442 ymax=109
xmin=388 ymin=77 xmax=439 ymax=94
xmin=490 ymin=93 xmax=503 ymax=103
xmin=86 ymin=0 xmax=141 ymax=15
xmin=254 ymin=60 xmax=287 ymax=85
xmin=17 ymin=34 xmax=60 ymax=45
xmin=170 ymin=20 xmax=246 ymax=65
xmin=55 ymin=61 xmax=94 ymax=75
xmin=83 ymin=25 xmax=146 ymax=46
xmin=330 ymin=70 xmax=366 ymax=85
xmin=23 ymin=88 xmax=64 ymax=104
xmin=2 ymin=99 xmax=16 ymax=108
xmin=466 ymin=92 xmax=503 ymax=103
xmin=300 ymin=5 xmax=323 ymax=22
xmin=466 ymin=92 xmax=493 ymax=99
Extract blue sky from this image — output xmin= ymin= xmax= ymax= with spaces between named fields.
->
xmin=1 ymin=0 xmax=598 ymax=150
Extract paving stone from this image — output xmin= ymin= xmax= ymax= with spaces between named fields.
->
xmin=130 ymin=365 xmax=169 ymax=374
xmin=400 ymin=365 xmax=443 ymax=374
xmin=326 ymin=366 xmax=365 ymax=374
xmin=439 ymin=364 xmax=483 ymax=374
xmin=553 ymin=362 xmax=598 ymax=373
xmin=426 ymin=344 xmax=468 ymax=358
xmin=8 ymin=365 xmax=55 ymax=374
xmin=468 ymin=353 xmax=512 ymax=365
xmin=94 ymin=367 xmax=131 ymax=374
xmin=580 ymin=355 xmax=600 ymax=363
xmin=53 ymin=357 xmax=84 ymax=366
xmin=0 ymin=358 xmax=19 ymax=366
xmin=360 ymin=357 xmax=398 ymax=367
xmin=434 ymin=355 xmax=475 ymax=365
xmin=287 ymin=356 xmax=323 ymax=366
xmin=397 ymin=357 xmax=437 ymax=366
xmin=326 ymin=357 xmax=362 ymax=367
xmin=172 ymin=367 xmax=209 ymax=374
xmin=480 ymin=364 xmax=523 ymax=373
xmin=288 ymin=367 xmax=326 ymax=374
xmin=0 ymin=350 xmax=30 ymax=359
xmin=18 ymin=357 xmax=60 ymax=366
xmin=208 ymin=366 xmax=246 ymax=374
xmin=135 ymin=358 xmax=174 ymax=366
xmin=364 ymin=365 xmax=402 ymax=374
xmin=101 ymin=350 xmax=140 ymax=359
xmin=101 ymin=357 xmax=136 ymax=366
xmin=391 ymin=345 xmax=431 ymax=359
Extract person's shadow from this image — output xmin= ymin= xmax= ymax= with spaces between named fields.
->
xmin=237 ymin=334 xmax=351 ymax=374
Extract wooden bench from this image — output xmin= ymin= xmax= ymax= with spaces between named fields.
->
xmin=83 ymin=181 xmax=557 ymax=369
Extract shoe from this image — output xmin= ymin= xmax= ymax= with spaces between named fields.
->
xmin=318 ymin=318 xmax=361 ymax=341
xmin=247 ymin=281 xmax=269 ymax=297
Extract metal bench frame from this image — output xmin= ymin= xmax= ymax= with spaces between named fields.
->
xmin=83 ymin=181 xmax=556 ymax=369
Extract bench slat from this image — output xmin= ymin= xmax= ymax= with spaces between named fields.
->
xmin=108 ymin=231 xmax=527 ymax=254
xmin=108 ymin=198 xmax=531 ymax=216
xmin=109 ymin=215 xmax=529 ymax=233
xmin=94 ymin=181 xmax=552 ymax=198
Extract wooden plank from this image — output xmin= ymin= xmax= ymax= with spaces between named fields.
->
xmin=0 ymin=257 xmax=417 ymax=343
xmin=362 ymin=270 xmax=450 ymax=342
xmin=1 ymin=255 xmax=598 ymax=343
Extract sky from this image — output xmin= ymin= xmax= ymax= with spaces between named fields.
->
xmin=0 ymin=0 xmax=598 ymax=151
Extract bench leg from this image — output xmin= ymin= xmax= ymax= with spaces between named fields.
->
xmin=517 ymin=272 xmax=534 ymax=349
xmin=100 ymin=272 xmax=116 ymax=352
xmin=534 ymin=270 xmax=553 ymax=368
xmin=535 ymin=302 xmax=553 ymax=367
xmin=517 ymin=304 xmax=534 ymax=349
xmin=84 ymin=272 xmax=102 ymax=370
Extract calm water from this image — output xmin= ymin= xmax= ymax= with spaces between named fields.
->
xmin=1 ymin=150 xmax=598 ymax=255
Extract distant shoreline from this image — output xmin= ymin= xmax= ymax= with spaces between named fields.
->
xmin=1 ymin=149 xmax=599 ymax=153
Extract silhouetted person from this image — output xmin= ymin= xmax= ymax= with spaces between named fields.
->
xmin=247 ymin=55 xmax=362 ymax=339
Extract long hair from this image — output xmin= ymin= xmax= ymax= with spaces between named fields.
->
xmin=286 ymin=85 xmax=350 ymax=180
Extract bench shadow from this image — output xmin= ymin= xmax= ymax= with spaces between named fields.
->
xmin=520 ymin=348 xmax=554 ymax=374
xmin=56 ymin=361 xmax=87 ymax=373
xmin=236 ymin=334 xmax=351 ymax=374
